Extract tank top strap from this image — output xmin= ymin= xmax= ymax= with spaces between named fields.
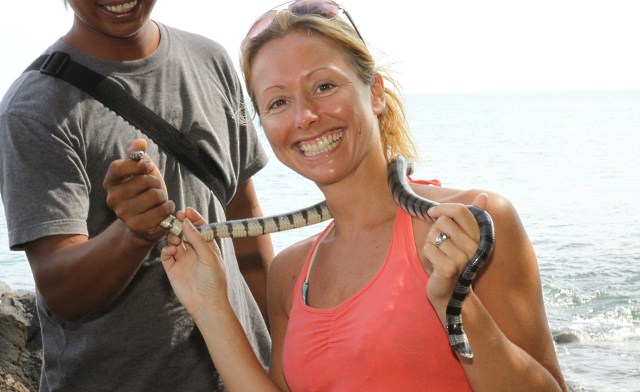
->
xmin=388 ymin=206 xmax=427 ymax=277
xmin=291 ymin=220 xmax=335 ymax=306
xmin=409 ymin=177 xmax=441 ymax=187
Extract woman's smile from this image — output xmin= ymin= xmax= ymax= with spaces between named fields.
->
xmin=297 ymin=129 xmax=344 ymax=157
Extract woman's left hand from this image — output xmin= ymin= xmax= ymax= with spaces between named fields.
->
xmin=423 ymin=193 xmax=488 ymax=318
xmin=161 ymin=208 xmax=229 ymax=320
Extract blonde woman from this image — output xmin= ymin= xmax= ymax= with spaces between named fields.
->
xmin=162 ymin=1 xmax=567 ymax=390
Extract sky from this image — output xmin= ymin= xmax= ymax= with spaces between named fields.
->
xmin=1 ymin=0 xmax=639 ymax=97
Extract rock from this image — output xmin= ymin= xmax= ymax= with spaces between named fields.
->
xmin=553 ymin=331 xmax=581 ymax=344
xmin=0 ymin=281 xmax=41 ymax=392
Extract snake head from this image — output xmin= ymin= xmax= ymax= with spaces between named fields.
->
xmin=129 ymin=150 xmax=146 ymax=161
xmin=159 ymin=216 xmax=184 ymax=238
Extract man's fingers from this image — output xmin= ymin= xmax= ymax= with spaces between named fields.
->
xmin=103 ymin=157 xmax=152 ymax=190
xmin=127 ymin=138 xmax=148 ymax=158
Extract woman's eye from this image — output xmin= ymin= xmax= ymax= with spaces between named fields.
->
xmin=316 ymin=83 xmax=335 ymax=94
xmin=268 ymin=99 xmax=288 ymax=110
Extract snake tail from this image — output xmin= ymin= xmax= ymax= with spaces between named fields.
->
xmin=388 ymin=157 xmax=496 ymax=359
xmin=445 ymin=205 xmax=495 ymax=358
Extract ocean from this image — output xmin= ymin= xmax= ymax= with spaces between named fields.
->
xmin=1 ymin=90 xmax=639 ymax=391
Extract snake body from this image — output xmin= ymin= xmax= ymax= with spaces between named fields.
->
xmin=388 ymin=157 xmax=495 ymax=359
xmin=132 ymin=152 xmax=494 ymax=358
xmin=160 ymin=201 xmax=331 ymax=240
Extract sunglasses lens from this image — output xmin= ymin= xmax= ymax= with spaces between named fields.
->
xmin=246 ymin=10 xmax=277 ymax=39
xmin=245 ymin=0 xmax=362 ymax=41
xmin=289 ymin=0 xmax=340 ymax=19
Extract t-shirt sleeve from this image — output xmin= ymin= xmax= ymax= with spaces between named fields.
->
xmin=236 ymin=108 xmax=268 ymax=184
xmin=207 ymin=41 xmax=269 ymax=190
xmin=0 ymin=108 xmax=89 ymax=250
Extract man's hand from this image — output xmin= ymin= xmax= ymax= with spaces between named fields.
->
xmin=103 ymin=138 xmax=174 ymax=243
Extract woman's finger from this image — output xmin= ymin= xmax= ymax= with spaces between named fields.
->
xmin=160 ymin=244 xmax=178 ymax=270
xmin=184 ymin=207 xmax=208 ymax=227
xmin=424 ymin=241 xmax=464 ymax=280
xmin=471 ymin=192 xmax=489 ymax=211
xmin=166 ymin=232 xmax=183 ymax=246
xmin=430 ymin=216 xmax=478 ymax=260
xmin=175 ymin=208 xmax=208 ymax=227
xmin=429 ymin=203 xmax=480 ymax=242
xmin=181 ymin=218 xmax=222 ymax=264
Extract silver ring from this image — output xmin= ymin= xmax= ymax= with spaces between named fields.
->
xmin=435 ymin=232 xmax=449 ymax=247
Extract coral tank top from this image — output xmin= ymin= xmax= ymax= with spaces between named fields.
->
xmin=282 ymin=207 xmax=472 ymax=391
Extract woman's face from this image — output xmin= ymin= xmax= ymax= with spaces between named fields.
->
xmin=251 ymin=31 xmax=385 ymax=186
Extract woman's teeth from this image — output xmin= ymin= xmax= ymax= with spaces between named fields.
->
xmin=104 ymin=0 xmax=138 ymax=14
xmin=299 ymin=133 xmax=343 ymax=157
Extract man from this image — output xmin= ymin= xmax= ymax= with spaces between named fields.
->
xmin=0 ymin=0 xmax=272 ymax=390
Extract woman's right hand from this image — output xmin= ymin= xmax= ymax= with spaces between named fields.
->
xmin=422 ymin=193 xmax=488 ymax=323
xmin=161 ymin=208 xmax=229 ymax=319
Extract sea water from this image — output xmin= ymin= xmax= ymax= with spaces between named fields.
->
xmin=1 ymin=90 xmax=639 ymax=391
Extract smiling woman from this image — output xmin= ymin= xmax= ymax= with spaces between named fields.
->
xmin=157 ymin=3 xmax=568 ymax=391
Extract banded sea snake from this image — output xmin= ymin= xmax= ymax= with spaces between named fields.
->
xmin=131 ymin=151 xmax=495 ymax=358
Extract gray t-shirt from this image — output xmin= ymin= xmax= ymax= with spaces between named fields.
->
xmin=0 ymin=23 xmax=270 ymax=391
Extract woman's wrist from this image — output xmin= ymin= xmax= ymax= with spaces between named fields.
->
xmin=191 ymin=297 xmax=234 ymax=327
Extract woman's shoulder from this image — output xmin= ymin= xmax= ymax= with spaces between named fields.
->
xmin=267 ymin=232 xmax=322 ymax=315
xmin=411 ymin=182 xmax=517 ymax=219
xmin=269 ymin=233 xmax=319 ymax=284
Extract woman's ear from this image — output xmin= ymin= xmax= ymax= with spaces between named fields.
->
xmin=371 ymin=73 xmax=386 ymax=115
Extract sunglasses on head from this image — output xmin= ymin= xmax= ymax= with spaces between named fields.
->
xmin=245 ymin=0 xmax=364 ymax=42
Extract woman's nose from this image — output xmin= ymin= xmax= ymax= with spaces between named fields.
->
xmin=294 ymin=98 xmax=319 ymax=130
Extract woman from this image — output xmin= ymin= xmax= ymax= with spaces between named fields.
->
xmin=161 ymin=1 xmax=567 ymax=390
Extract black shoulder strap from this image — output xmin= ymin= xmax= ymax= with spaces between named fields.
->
xmin=26 ymin=51 xmax=229 ymax=207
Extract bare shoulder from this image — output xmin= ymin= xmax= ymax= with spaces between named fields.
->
xmin=414 ymin=184 xmax=528 ymax=263
xmin=270 ymin=236 xmax=315 ymax=278
xmin=267 ymin=233 xmax=319 ymax=314
xmin=411 ymin=182 xmax=519 ymax=220
xmin=410 ymin=183 xmax=523 ymax=255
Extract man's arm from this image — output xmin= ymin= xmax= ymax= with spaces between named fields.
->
xmin=24 ymin=140 xmax=173 ymax=321
xmin=226 ymin=179 xmax=274 ymax=327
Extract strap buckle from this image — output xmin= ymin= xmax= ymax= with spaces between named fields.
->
xmin=39 ymin=51 xmax=70 ymax=76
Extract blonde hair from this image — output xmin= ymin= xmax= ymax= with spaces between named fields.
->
xmin=241 ymin=11 xmax=419 ymax=162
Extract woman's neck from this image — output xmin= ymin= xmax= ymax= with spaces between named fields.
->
xmin=320 ymin=157 xmax=398 ymax=235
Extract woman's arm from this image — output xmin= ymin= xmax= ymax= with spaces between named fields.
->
xmin=423 ymin=191 xmax=567 ymax=391
xmin=265 ymin=249 xmax=299 ymax=391
xmin=226 ymin=178 xmax=275 ymax=326
xmin=161 ymin=211 xmax=284 ymax=391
